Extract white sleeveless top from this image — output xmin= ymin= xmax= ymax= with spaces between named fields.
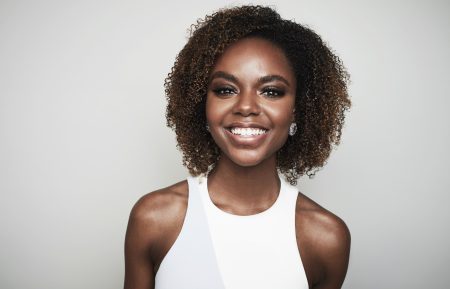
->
xmin=155 ymin=175 xmax=309 ymax=289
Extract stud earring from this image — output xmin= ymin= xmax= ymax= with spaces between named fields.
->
xmin=289 ymin=123 xmax=297 ymax=136
xmin=206 ymin=124 xmax=210 ymax=132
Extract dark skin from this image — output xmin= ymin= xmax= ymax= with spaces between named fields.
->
xmin=124 ymin=38 xmax=350 ymax=289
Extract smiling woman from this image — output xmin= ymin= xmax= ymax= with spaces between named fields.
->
xmin=206 ymin=37 xmax=296 ymax=168
xmin=124 ymin=5 xmax=351 ymax=289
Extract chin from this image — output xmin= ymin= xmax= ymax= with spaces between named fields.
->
xmin=231 ymin=159 xmax=262 ymax=167
xmin=225 ymin=150 xmax=273 ymax=168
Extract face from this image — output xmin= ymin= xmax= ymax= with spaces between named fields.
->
xmin=206 ymin=37 xmax=297 ymax=167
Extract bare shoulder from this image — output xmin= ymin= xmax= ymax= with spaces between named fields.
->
xmin=124 ymin=180 xmax=189 ymax=288
xmin=296 ymin=192 xmax=350 ymax=248
xmin=295 ymin=192 xmax=351 ymax=288
xmin=130 ymin=180 xmax=189 ymax=227
xmin=126 ymin=180 xmax=189 ymax=267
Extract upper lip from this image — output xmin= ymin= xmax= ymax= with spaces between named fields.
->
xmin=226 ymin=122 xmax=269 ymax=130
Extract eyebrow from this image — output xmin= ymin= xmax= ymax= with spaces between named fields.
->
xmin=209 ymin=71 xmax=238 ymax=84
xmin=258 ymin=75 xmax=290 ymax=87
xmin=209 ymin=71 xmax=291 ymax=87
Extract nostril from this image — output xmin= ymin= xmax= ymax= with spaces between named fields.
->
xmin=232 ymin=96 xmax=261 ymax=116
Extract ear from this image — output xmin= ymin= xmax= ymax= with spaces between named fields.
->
xmin=291 ymin=108 xmax=296 ymax=122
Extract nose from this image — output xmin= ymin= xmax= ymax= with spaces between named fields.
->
xmin=232 ymin=89 xmax=261 ymax=116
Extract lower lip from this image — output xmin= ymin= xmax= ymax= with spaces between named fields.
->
xmin=225 ymin=129 xmax=268 ymax=147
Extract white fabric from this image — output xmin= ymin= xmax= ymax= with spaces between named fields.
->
xmin=155 ymin=175 xmax=309 ymax=289
xmin=155 ymin=177 xmax=225 ymax=289
xmin=198 ymin=175 xmax=309 ymax=289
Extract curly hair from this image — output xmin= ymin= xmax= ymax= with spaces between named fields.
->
xmin=165 ymin=5 xmax=350 ymax=185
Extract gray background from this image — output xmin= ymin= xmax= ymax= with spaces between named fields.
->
xmin=1 ymin=0 xmax=449 ymax=288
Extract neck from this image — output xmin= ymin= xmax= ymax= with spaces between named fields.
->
xmin=207 ymin=154 xmax=280 ymax=214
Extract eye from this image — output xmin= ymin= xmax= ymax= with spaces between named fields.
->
xmin=212 ymin=86 xmax=237 ymax=96
xmin=261 ymin=87 xmax=285 ymax=98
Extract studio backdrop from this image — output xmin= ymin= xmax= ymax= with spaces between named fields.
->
xmin=1 ymin=0 xmax=449 ymax=288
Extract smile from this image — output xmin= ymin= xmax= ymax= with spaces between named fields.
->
xmin=229 ymin=127 xmax=268 ymax=136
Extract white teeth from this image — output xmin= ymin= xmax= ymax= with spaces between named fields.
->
xmin=230 ymin=127 xmax=267 ymax=136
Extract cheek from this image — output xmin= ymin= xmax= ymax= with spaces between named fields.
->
xmin=205 ymin=95 xmax=231 ymax=125
xmin=205 ymin=98 xmax=227 ymax=148
xmin=205 ymin=94 xmax=217 ymax=124
xmin=264 ymin=102 xmax=295 ymax=127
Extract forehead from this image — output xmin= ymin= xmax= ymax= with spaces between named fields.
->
xmin=211 ymin=37 xmax=295 ymax=81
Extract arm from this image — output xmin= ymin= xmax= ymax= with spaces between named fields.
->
xmin=124 ymin=199 xmax=156 ymax=289
xmin=313 ymin=217 xmax=351 ymax=289
xmin=296 ymin=193 xmax=351 ymax=289
xmin=123 ymin=182 xmax=188 ymax=289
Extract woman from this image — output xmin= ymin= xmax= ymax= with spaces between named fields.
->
xmin=124 ymin=5 xmax=351 ymax=289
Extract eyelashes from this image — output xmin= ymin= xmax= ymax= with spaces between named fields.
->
xmin=212 ymin=86 xmax=237 ymax=96
xmin=261 ymin=87 xmax=285 ymax=97
xmin=211 ymin=86 xmax=286 ymax=98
